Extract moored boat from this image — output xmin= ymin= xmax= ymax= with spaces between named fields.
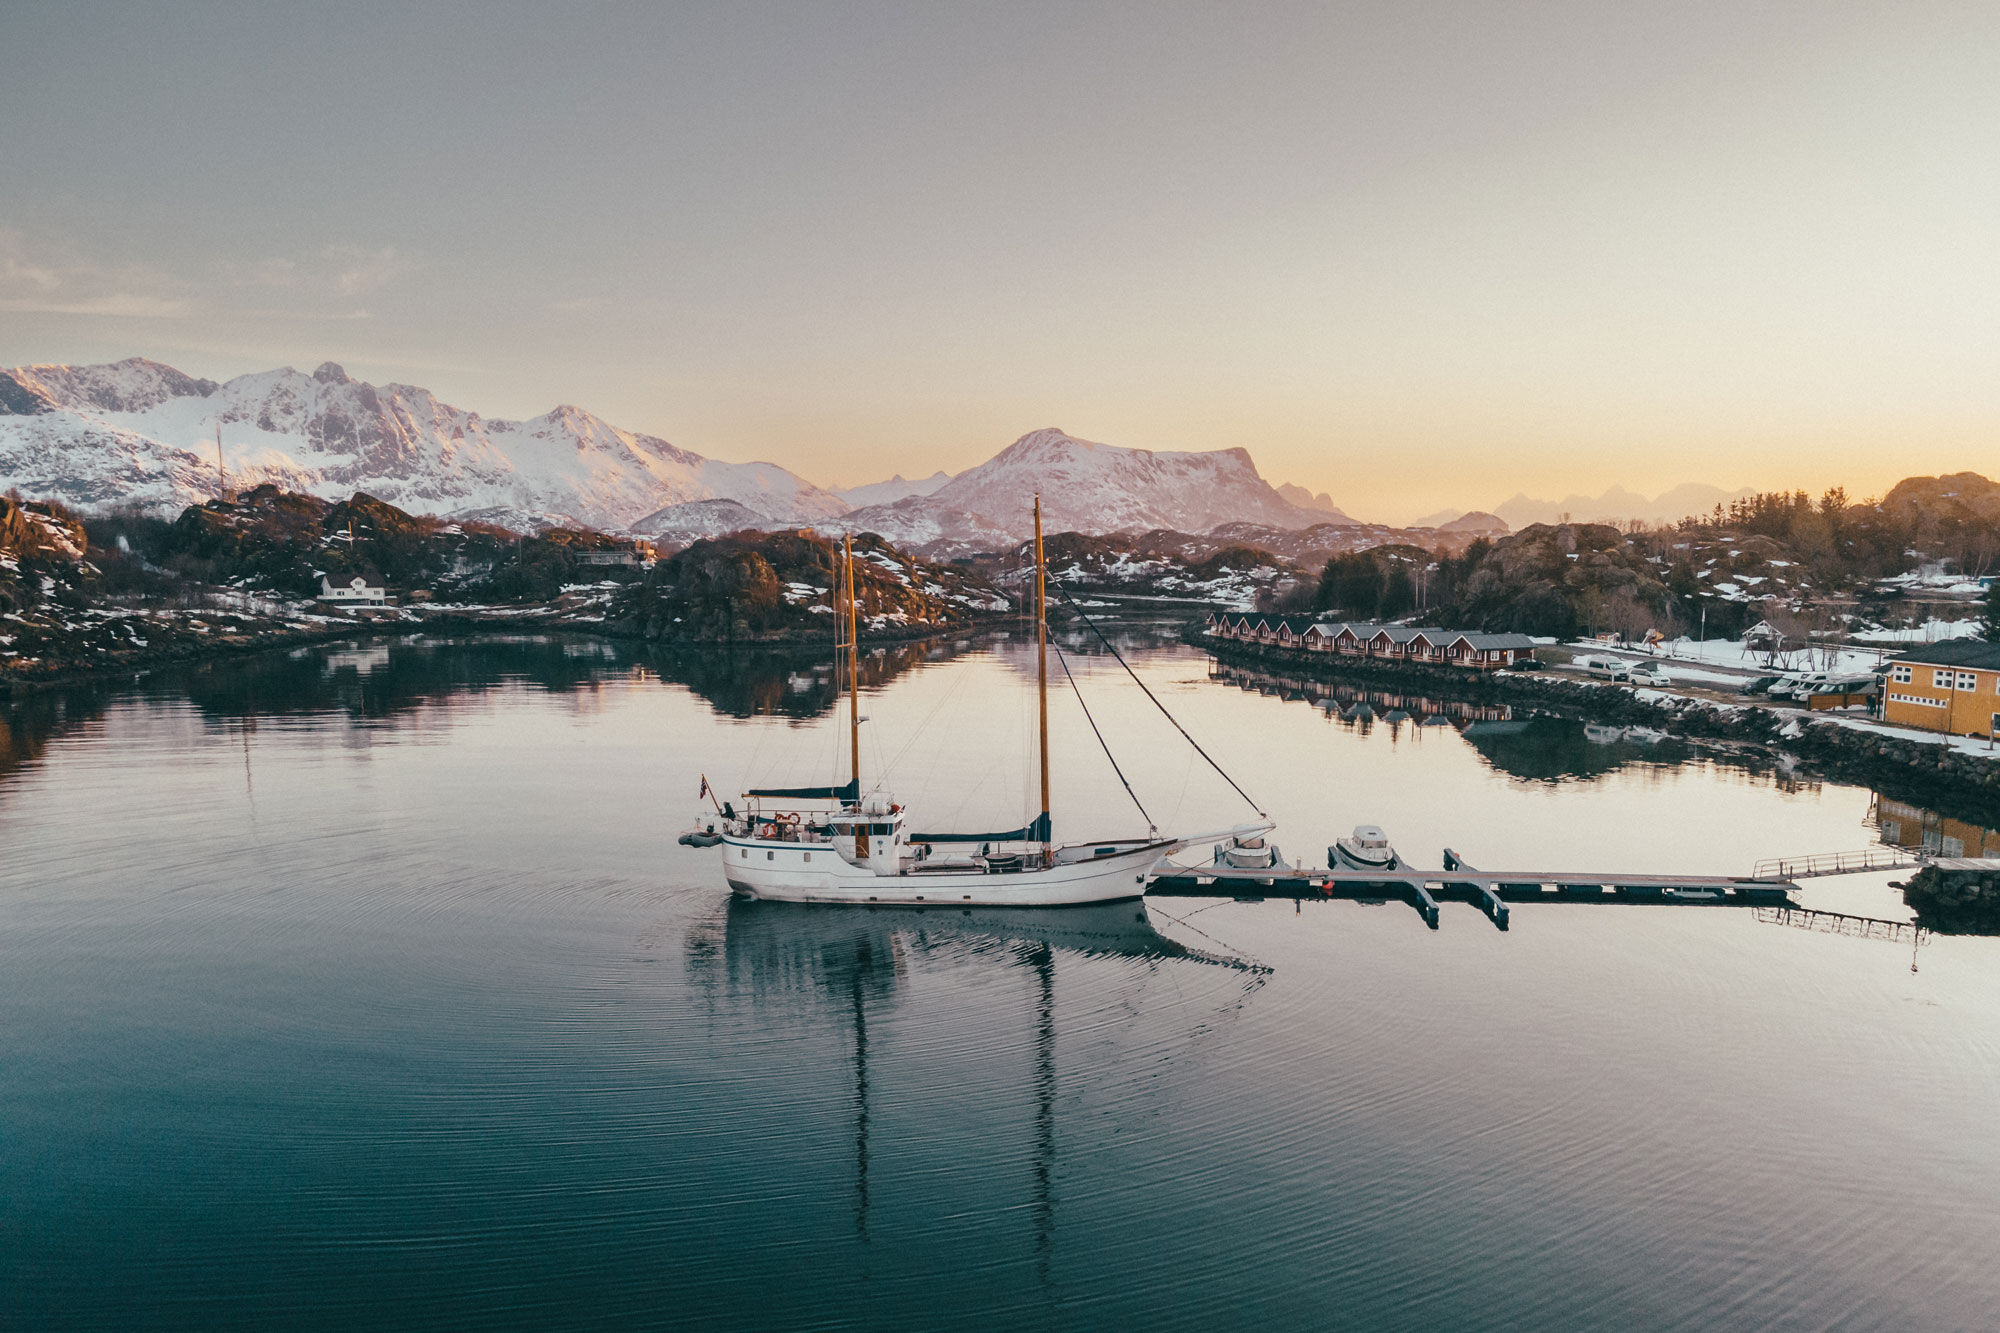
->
xmin=706 ymin=498 xmax=1270 ymax=907
xmin=1331 ymin=824 xmax=1401 ymax=873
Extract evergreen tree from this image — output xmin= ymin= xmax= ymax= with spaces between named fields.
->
xmin=1981 ymin=578 xmax=2000 ymax=641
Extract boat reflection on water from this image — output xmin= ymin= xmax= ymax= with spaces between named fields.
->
xmin=687 ymin=897 xmax=1263 ymax=1267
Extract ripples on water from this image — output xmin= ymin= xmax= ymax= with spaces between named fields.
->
xmin=2 ymin=635 xmax=1998 ymax=1330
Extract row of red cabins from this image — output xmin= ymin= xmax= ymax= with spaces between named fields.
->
xmin=1206 ymin=613 xmax=1537 ymax=671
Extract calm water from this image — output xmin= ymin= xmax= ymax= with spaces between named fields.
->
xmin=4 ymin=634 xmax=1998 ymax=1330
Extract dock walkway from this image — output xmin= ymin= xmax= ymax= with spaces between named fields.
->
xmin=1148 ymin=850 xmax=1798 ymax=931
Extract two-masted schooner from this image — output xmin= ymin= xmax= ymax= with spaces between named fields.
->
xmin=702 ymin=497 xmax=1269 ymax=906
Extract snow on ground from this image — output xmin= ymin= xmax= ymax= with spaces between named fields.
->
xmin=1849 ymin=619 xmax=1983 ymax=644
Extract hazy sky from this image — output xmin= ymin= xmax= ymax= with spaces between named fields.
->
xmin=4 ymin=1 xmax=1996 ymax=521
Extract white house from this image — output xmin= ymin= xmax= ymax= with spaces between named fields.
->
xmin=318 ymin=573 xmax=390 ymax=606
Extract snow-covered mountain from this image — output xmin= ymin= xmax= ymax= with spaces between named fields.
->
xmin=2 ymin=360 xmax=1356 ymax=547
xmin=0 ymin=357 xmax=849 ymax=531
xmin=835 ymin=470 xmax=953 ymax=507
xmin=861 ymin=428 xmax=1318 ymax=545
xmin=833 ymin=494 xmax=1016 ymax=558
xmin=630 ymin=498 xmax=778 ymax=543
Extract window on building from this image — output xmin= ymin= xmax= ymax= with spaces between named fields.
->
xmin=1933 ymin=670 xmax=1953 ymax=688
xmin=1891 ymin=665 xmax=1912 ymax=684
xmin=1957 ymin=672 xmax=1979 ymax=691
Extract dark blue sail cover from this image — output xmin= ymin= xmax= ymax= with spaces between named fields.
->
xmin=745 ymin=780 xmax=860 ymax=801
xmin=909 ymin=811 xmax=1052 ymax=844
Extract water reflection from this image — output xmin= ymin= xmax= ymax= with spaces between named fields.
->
xmin=1206 ymin=660 xmax=1796 ymax=784
xmin=0 ymin=633 xmax=971 ymax=789
xmin=1870 ymin=795 xmax=2000 ymax=859
xmin=687 ymin=898 xmax=1261 ymax=1274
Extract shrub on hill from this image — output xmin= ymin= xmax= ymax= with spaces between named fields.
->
xmin=614 ymin=529 xmax=1007 ymax=642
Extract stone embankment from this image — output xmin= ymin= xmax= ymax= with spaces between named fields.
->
xmin=1189 ymin=627 xmax=2000 ymax=819
xmin=1900 ymin=864 xmax=2000 ymax=934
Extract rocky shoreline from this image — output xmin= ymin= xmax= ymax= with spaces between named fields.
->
xmin=1900 ymin=864 xmax=2000 ymax=934
xmin=1186 ymin=626 xmax=2000 ymax=823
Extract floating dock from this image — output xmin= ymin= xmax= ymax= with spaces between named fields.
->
xmin=1148 ymin=848 xmax=1798 ymax=931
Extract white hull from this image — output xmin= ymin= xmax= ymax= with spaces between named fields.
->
xmin=721 ymin=836 xmax=1175 ymax=906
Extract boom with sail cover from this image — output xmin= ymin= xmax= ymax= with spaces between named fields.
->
xmin=909 ymin=813 xmax=1053 ymax=844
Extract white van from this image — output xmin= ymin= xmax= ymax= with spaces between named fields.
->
xmin=1769 ymin=672 xmax=1831 ymax=700
xmin=1574 ymin=655 xmax=1633 ymax=682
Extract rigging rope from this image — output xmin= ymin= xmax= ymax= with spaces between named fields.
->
xmin=1050 ymin=639 xmax=1154 ymax=833
xmin=1046 ymin=578 xmax=1265 ymax=818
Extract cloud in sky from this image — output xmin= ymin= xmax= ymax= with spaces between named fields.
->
xmin=1 ymin=226 xmax=413 ymax=325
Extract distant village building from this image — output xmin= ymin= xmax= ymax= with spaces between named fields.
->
xmin=1206 ymin=613 xmax=1535 ymax=670
xmin=318 ymin=573 xmax=390 ymax=607
xmin=1881 ymin=641 xmax=2000 ymax=738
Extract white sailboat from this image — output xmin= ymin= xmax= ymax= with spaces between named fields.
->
xmin=706 ymin=497 xmax=1270 ymax=906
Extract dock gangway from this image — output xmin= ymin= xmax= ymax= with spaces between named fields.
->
xmin=1751 ymin=848 xmax=1921 ymax=880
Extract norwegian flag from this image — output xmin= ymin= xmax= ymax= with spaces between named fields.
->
xmin=698 ymin=775 xmax=711 ymax=800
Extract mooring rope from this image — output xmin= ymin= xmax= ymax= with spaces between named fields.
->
xmin=1047 ymin=578 xmax=1265 ymax=817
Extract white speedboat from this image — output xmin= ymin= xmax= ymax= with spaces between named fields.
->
xmin=709 ymin=499 xmax=1270 ymax=907
xmin=1213 ymin=832 xmax=1286 ymax=871
xmin=1330 ymin=824 xmax=1400 ymax=873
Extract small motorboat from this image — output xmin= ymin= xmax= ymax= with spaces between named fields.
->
xmin=1213 ymin=832 xmax=1286 ymax=871
xmin=1330 ymin=824 xmax=1400 ymax=873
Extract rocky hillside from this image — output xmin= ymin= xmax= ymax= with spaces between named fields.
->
xmin=0 ymin=495 xmax=92 ymax=613
xmin=1441 ymin=523 xmax=1673 ymax=638
xmin=150 ymin=485 xmax=521 ymax=598
xmin=613 ymin=530 xmax=1011 ymax=642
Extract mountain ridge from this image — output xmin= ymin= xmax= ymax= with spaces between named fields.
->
xmin=7 ymin=358 xmax=1341 ymax=544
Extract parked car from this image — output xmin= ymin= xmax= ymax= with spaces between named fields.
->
xmin=1574 ymin=655 xmax=1633 ymax=682
xmin=1742 ymin=675 xmax=1782 ymax=695
xmin=1626 ymin=662 xmax=1672 ymax=687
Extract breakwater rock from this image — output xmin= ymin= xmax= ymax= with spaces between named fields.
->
xmin=1901 ymin=865 xmax=2000 ymax=935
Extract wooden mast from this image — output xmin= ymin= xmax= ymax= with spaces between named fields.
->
xmin=845 ymin=533 xmax=861 ymax=799
xmin=1034 ymin=494 xmax=1050 ymax=843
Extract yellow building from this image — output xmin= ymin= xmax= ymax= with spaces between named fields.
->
xmin=1882 ymin=641 xmax=2000 ymax=738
